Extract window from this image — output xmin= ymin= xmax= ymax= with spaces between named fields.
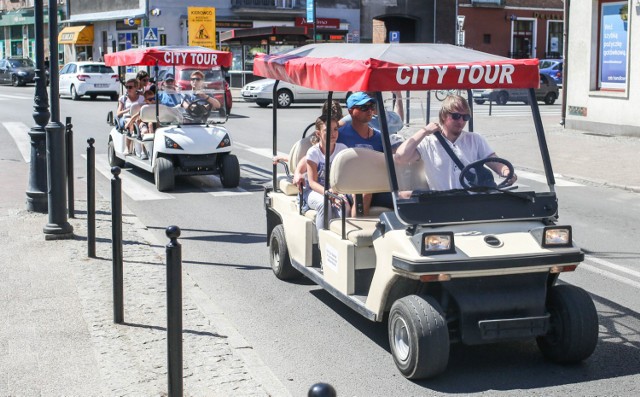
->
xmin=598 ymin=1 xmax=628 ymax=90
xmin=483 ymin=34 xmax=491 ymax=44
xmin=547 ymin=21 xmax=563 ymax=58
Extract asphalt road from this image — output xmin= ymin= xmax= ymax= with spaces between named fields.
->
xmin=2 ymin=84 xmax=638 ymax=396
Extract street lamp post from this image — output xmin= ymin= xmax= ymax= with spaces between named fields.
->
xmin=43 ymin=0 xmax=73 ymax=239
xmin=26 ymin=0 xmax=49 ymax=213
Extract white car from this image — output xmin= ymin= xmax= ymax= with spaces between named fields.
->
xmin=59 ymin=62 xmax=119 ymax=101
xmin=241 ymin=78 xmax=349 ymax=108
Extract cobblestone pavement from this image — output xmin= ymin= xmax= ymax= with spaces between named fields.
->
xmin=0 ymin=198 xmax=289 ymax=397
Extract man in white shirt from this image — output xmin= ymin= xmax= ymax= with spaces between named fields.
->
xmin=394 ymin=95 xmax=517 ymax=191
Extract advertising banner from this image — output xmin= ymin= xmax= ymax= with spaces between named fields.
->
xmin=599 ymin=2 xmax=628 ymax=89
xmin=188 ymin=7 xmax=216 ymax=50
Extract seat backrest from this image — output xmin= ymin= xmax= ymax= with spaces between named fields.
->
xmin=330 ymin=148 xmax=390 ymax=194
xmin=288 ymin=135 xmax=314 ymax=172
xmin=396 ymin=159 xmax=430 ymax=191
xmin=140 ymin=104 xmax=183 ymax=124
xmin=129 ymin=102 xmax=143 ymax=117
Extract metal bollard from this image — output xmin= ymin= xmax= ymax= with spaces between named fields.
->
xmin=66 ymin=117 xmax=75 ymax=218
xmin=308 ymin=383 xmax=337 ymax=397
xmin=111 ymin=166 xmax=124 ymax=324
xmin=87 ymin=138 xmax=96 ymax=258
xmin=166 ymin=225 xmax=183 ymax=397
xmin=489 ymin=99 xmax=493 ymax=116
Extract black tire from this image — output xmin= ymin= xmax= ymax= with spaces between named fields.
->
xmin=110 ymin=94 xmax=118 ymax=101
xmin=495 ymin=91 xmax=509 ymax=105
xmin=256 ymin=100 xmax=269 ymax=108
xmin=154 ymin=157 xmax=175 ymax=192
xmin=536 ymin=285 xmax=599 ymax=363
xmin=276 ymin=89 xmax=293 ymax=108
xmin=219 ymin=154 xmax=240 ymax=188
xmin=108 ymin=140 xmax=125 ymax=168
xmin=11 ymin=75 xmax=19 ymax=87
xmin=89 ymin=94 xmax=97 ymax=100
xmin=71 ymin=85 xmax=80 ymax=101
xmin=544 ymin=92 xmax=557 ymax=105
xmin=434 ymin=90 xmax=448 ymax=101
xmin=388 ymin=295 xmax=450 ymax=379
xmin=269 ymin=225 xmax=301 ymax=280
xmin=474 ymin=99 xmax=486 ymax=105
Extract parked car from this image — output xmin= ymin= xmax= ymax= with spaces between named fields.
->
xmin=473 ymin=74 xmax=559 ymax=105
xmin=59 ymin=62 xmax=119 ymax=100
xmin=173 ymin=65 xmax=232 ymax=113
xmin=539 ymin=59 xmax=563 ymax=86
xmin=241 ymin=78 xmax=349 ymax=108
xmin=0 ymin=57 xmax=36 ymax=86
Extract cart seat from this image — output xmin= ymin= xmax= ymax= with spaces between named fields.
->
xmin=140 ymin=104 xmax=184 ymax=124
xmin=278 ymin=135 xmax=314 ymax=196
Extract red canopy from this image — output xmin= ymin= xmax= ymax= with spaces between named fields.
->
xmin=253 ymin=43 xmax=540 ymax=91
xmin=104 ymin=45 xmax=232 ymax=68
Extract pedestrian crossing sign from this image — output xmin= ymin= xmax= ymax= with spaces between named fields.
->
xmin=143 ymin=27 xmax=159 ymax=42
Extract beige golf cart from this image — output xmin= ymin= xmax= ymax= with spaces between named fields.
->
xmin=259 ymin=44 xmax=598 ymax=379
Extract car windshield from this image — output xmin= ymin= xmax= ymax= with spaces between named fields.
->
xmin=79 ymin=64 xmax=114 ymax=74
xmin=178 ymin=68 xmax=224 ymax=88
xmin=539 ymin=60 xmax=558 ymax=69
xmin=9 ymin=58 xmax=34 ymax=68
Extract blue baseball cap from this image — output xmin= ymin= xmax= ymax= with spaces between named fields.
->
xmin=347 ymin=92 xmax=376 ymax=109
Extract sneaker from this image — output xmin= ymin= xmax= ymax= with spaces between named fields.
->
xmin=139 ymin=153 xmax=148 ymax=160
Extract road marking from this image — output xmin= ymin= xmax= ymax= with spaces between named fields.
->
xmin=90 ymin=155 xmax=174 ymax=201
xmin=234 ymin=142 xmax=288 ymax=159
xmin=2 ymin=121 xmax=31 ymax=162
xmin=188 ymin=175 xmax=252 ymax=197
xmin=580 ymin=263 xmax=640 ymax=290
xmin=584 ymin=255 xmax=640 ymax=279
xmin=516 ymin=169 xmax=583 ymax=187
xmin=0 ymin=93 xmax=34 ymax=100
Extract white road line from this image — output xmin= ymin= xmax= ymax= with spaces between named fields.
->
xmin=3 ymin=121 xmax=31 ymax=162
xmin=580 ymin=263 xmax=640 ymax=290
xmin=89 ymin=155 xmax=174 ymax=201
xmin=188 ymin=175 xmax=252 ymax=197
xmin=584 ymin=255 xmax=640 ymax=279
xmin=516 ymin=169 xmax=583 ymax=187
xmin=234 ymin=142 xmax=288 ymax=159
xmin=0 ymin=93 xmax=33 ymax=100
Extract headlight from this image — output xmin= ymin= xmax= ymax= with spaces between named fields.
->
xmin=542 ymin=226 xmax=572 ymax=247
xmin=217 ymin=133 xmax=230 ymax=149
xmin=164 ymin=136 xmax=183 ymax=150
xmin=17 ymin=71 xmax=27 ymax=76
xmin=421 ymin=232 xmax=455 ymax=255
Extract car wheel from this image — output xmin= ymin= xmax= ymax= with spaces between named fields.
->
xmin=154 ymin=157 xmax=175 ymax=192
xmin=388 ymin=295 xmax=449 ymax=379
xmin=108 ymin=140 xmax=125 ymax=168
xmin=219 ymin=154 xmax=240 ymax=188
xmin=544 ymin=92 xmax=557 ymax=105
xmin=536 ymin=285 xmax=599 ymax=363
xmin=11 ymin=75 xmax=19 ymax=87
xmin=269 ymin=224 xmax=301 ymax=280
xmin=71 ymin=85 xmax=80 ymax=101
xmin=111 ymin=94 xmax=118 ymax=101
xmin=89 ymin=95 xmax=97 ymax=100
xmin=256 ymin=100 xmax=270 ymax=108
xmin=474 ymin=99 xmax=486 ymax=105
xmin=276 ymin=89 xmax=293 ymax=108
xmin=495 ymin=91 xmax=508 ymax=105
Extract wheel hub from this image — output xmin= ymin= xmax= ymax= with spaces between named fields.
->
xmin=391 ymin=317 xmax=411 ymax=362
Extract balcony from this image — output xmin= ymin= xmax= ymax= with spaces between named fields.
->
xmin=231 ymin=0 xmax=306 ymax=15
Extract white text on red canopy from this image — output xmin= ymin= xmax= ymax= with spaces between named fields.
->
xmin=395 ymin=64 xmax=515 ymax=86
xmin=163 ymin=52 xmax=219 ymax=66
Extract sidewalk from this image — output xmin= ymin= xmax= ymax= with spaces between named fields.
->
xmin=0 ymin=159 xmax=289 ymax=395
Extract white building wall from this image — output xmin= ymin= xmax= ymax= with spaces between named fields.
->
xmin=566 ymin=1 xmax=639 ymax=137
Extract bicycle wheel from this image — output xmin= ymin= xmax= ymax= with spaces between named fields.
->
xmin=435 ymin=90 xmax=448 ymax=101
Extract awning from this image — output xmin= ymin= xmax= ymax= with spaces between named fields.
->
xmin=58 ymin=25 xmax=94 ymax=45
xmin=61 ymin=9 xmax=146 ymax=24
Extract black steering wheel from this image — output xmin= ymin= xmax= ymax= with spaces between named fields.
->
xmin=459 ymin=157 xmax=514 ymax=190
xmin=185 ymin=98 xmax=212 ymax=120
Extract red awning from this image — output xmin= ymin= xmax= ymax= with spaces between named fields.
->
xmin=253 ymin=43 xmax=540 ymax=91
xmin=104 ymin=45 xmax=232 ymax=68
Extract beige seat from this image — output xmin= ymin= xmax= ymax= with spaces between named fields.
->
xmin=278 ymin=135 xmax=313 ymax=196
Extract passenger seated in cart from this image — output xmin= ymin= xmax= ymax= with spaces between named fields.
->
xmin=303 ymin=115 xmax=350 ymax=232
xmin=394 ymin=95 xmax=517 ymax=191
xmin=181 ymin=70 xmax=221 ymax=123
xmin=116 ymin=78 xmax=145 ymax=154
xmin=158 ymin=74 xmax=183 ymax=107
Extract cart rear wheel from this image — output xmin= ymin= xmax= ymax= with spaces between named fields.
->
xmin=269 ymin=225 xmax=300 ymax=280
xmin=536 ymin=285 xmax=599 ymax=363
xmin=219 ymin=154 xmax=240 ymax=188
xmin=154 ymin=157 xmax=175 ymax=191
xmin=108 ymin=140 xmax=125 ymax=168
xmin=388 ymin=295 xmax=449 ymax=379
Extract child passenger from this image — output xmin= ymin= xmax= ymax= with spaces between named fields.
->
xmin=304 ymin=115 xmax=350 ymax=232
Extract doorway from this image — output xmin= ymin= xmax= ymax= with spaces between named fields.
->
xmin=510 ymin=19 xmax=536 ymax=58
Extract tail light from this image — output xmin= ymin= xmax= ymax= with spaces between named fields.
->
xmin=111 ymin=74 xmax=119 ymax=81
xmin=76 ymin=74 xmax=90 ymax=81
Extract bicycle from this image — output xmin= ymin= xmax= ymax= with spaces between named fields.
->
xmin=434 ymin=88 xmax=462 ymax=101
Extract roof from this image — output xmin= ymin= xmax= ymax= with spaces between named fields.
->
xmin=253 ymin=43 xmax=540 ymax=91
xmin=104 ymin=46 xmax=232 ymax=68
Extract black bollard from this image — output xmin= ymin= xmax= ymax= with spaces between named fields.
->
xmin=87 ymin=138 xmax=96 ymax=258
xmin=66 ymin=117 xmax=74 ymax=218
xmin=111 ymin=166 xmax=123 ymax=324
xmin=489 ymin=98 xmax=493 ymax=116
xmin=166 ymin=225 xmax=183 ymax=397
xmin=308 ymin=382 xmax=337 ymax=397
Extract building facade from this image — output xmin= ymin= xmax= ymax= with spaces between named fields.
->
xmin=565 ymin=1 xmax=638 ymax=136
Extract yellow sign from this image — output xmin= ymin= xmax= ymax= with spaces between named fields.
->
xmin=188 ymin=7 xmax=216 ymax=49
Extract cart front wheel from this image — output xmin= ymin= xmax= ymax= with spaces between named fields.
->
xmin=219 ymin=154 xmax=240 ymax=188
xmin=388 ymin=295 xmax=449 ymax=379
xmin=154 ymin=157 xmax=175 ymax=191
xmin=536 ymin=285 xmax=599 ymax=363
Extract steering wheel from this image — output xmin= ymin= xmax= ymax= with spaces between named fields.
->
xmin=459 ymin=157 xmax=514 ymax=190
xmin=185 ymin=98 xmax=212 ymax=120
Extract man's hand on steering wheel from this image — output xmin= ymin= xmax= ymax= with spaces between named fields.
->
xmin=459 ymin=157 xmax=515 ymax=190
xmin=185 ymin=98 xmax=212 ymax=120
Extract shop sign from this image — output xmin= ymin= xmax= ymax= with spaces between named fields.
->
xmin=188 ymin=7 xmax=216 ymax=50
xmin=532 ymin=12 xmax=562 ymax=20
xmin=295 ymin=17 xmax=340 ymax=30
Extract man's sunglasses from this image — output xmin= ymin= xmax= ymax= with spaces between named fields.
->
xmin=450 ymin=112 xmax=471 ymax=121
xmin=191 ymin=77 xmax=203 ymax=81
xmin=125 ymin=85 xmax=136 ymax=89
xmin=354 ymin=103 xmax=375 ymax=111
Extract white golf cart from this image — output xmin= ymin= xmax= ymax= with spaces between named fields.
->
xmin=260 ymin=44 xmax=598 ymax=379
xmin=104 ymin=46 xmax=240 ymax=191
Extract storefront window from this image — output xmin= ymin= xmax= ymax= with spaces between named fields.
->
xmin=547 ymin=21 xmax=563 ymax=59
xmin=598 ymin=1 xmax=628 ymax=90
xmin=511 ymin=19 xmax=534 ymax=59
